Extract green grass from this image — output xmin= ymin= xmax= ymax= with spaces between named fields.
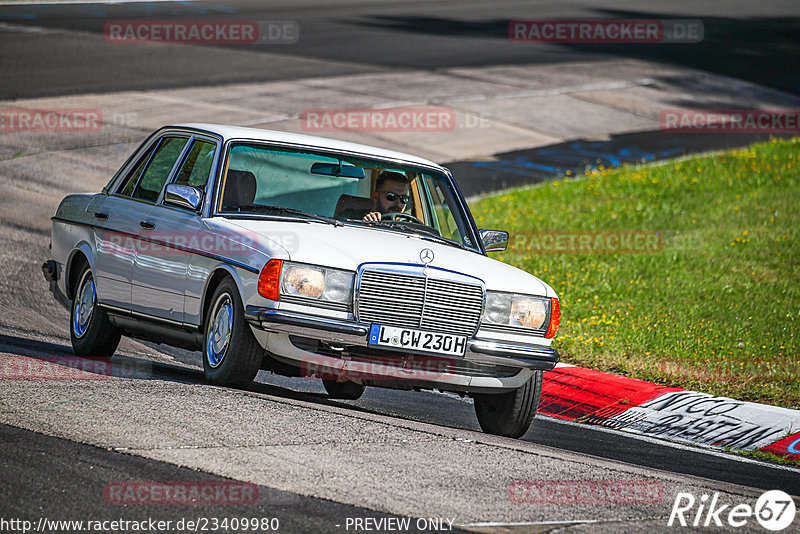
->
xmin=730 ymin=448 xmax=800 ymax=467
xmin=469 ymin=137 xmax=800 ymax=409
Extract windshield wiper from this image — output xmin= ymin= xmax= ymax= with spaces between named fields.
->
xmin=222 ymin=205 xmax=342 ymax=227
xmin=355 ymin=220 xmax=472 ymax=251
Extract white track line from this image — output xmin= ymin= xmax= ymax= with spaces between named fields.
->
xmin=461 ymin=520 xmax=599 ymax=527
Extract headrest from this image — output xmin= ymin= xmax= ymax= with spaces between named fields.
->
xmin=334 ymin=193 xmax=372 ymax=218
xmin=222 ymin=170 xmax=256 ymax=209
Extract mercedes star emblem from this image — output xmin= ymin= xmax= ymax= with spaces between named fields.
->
xmin=420 ymin=248 xmax=434 ymax=264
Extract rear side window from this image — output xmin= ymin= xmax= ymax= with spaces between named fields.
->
xmin=174 ymin=140 xmax=217 ymax=189
xmin=131 ymin=137 xmax=189 ymax=203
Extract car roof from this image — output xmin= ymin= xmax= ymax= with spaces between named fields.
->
xmin=173 ymin=123 xmax=446 ymax=171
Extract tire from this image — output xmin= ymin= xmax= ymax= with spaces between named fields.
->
xmin=70 ymin=264 xmax=121 ymax=357
xmin=473 ymin=371 xmax=542 ymax=438
xmin=202 ymin=277 xmax=263 ymax=388
xmin=323 ymin=380 xmax=366 ymax=400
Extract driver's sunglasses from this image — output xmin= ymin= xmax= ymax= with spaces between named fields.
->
xmin=383 ymin=191 xmax=410 ymax=203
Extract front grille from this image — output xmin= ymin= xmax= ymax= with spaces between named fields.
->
xmin=356 ymin=269 xmax=484 ymax=336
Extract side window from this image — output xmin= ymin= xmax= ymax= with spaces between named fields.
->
xmin=117 ymin=143 xmax=157 ymax=197
xmin=423 ymin=174 xmax=462 ymax=243
xmin=132 ymin=137 xmax=189 ymax=203
xmin=174 ymin=140 xmax=217 ymax=190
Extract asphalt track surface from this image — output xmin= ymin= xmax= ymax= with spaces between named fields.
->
xmin=2 ymin=336 xmax=799 ymax=527
xmin=50 ymin=344 xmax=800 ymax=494
xmin=135 ymin=357 xmax=800 ymax=500
xmin=2 ymin=423 xmax=462 ymax=534
xmin=0 ymin=0 xmax=799 ymax=99
xmin=2 ymin=0 xmax=800 ymax=530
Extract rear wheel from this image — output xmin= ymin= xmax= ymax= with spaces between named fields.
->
xmin=70 ymin=264 xmax=121 ymax=357
xmin=203 ymin=278 xmax=263 ymax=388
xmin=323 ymin=380 xmax=366 ymax=400
xmin=473 ymin=371 xmax=542 ymax=438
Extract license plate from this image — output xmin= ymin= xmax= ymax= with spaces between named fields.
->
xmin=368 ymin=324 xmax=467 ymax=357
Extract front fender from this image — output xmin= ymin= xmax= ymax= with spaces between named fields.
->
xmin=197 ymin=264 xmax=251 ymax=329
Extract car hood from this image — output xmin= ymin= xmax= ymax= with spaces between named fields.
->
xmin=224 ymin=218 xmax=553 ymax=297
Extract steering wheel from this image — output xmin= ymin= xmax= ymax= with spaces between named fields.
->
xmin=383 ymin=212 xmax=424 ymax=225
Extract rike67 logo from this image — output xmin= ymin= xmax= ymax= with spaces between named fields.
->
xmin=668 ymin=490 xmax=796 ymax=531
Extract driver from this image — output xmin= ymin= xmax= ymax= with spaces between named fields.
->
xmin=345 ymin=170 xmax=410 ymax=222
xmin=364 ymin=171 xmax=410 ymax=221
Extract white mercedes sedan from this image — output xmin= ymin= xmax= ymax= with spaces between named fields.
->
xmin=43 ymin=124 xmax=560 ymax=438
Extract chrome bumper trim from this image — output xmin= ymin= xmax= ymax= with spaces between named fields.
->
xmin=245 ymin=306 xmax=559 ymax=371
xmin=245 ymin=306 xmax=369 ymax=337
xmin=465 ymin=340 xmax=559 ymax=370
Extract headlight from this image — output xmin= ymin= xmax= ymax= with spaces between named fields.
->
xmin=279 ymin=262 xmax=354 ymax=303
xmin=510 ymin=296 xmax=548 ymax=329
xmin=283 ymin=265 xmax=325 ymax=298
xmin=483 ymin=291 xmax=550 ymax=331
xmin=322 ymin=269 xmax=354 ymax=302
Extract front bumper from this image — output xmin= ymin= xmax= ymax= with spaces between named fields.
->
xmin=245 ymin=305 xmax=559 ymax=371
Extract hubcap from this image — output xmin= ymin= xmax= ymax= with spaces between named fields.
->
xmin=73 ymin=273 xmax=95 ymax=338
xmin=206 ymin=294 xmax=233 ymax=368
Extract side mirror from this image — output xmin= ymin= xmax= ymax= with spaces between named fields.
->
xmin=479 ymin=229 xmax=509 ymax=252
xmin=164 ymin=184 xmax=203 ymax=211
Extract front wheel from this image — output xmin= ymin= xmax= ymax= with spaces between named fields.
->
xmin=473 ymin=371 xmax=542 ymax=438
xmin=203 ymin=278 xmax=263 ymax=388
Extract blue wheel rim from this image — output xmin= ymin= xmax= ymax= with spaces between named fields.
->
xmin=206 ymin=294 xmax=233 ymax=368
xmin=73 ymin=272 xmax=95 ymax=338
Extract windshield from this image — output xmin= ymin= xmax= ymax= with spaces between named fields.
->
xmin=216 ymin=142 xmax=479 ymax=250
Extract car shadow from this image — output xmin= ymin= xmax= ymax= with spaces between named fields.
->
xmin=1 ymin=332 xmax=486 ymax=431
xmin=0 ymin=333 xmax=203 ymax=383
xmin=0 ymin=333 xmax=387 ymax=409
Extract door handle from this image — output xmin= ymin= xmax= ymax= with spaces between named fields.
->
xmin=93 ymin=212 xmax=108 ymax=220
xmin=139 ymin=221 xmax=155 ymax=230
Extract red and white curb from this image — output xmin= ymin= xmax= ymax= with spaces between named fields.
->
xmin=539 ymin=364 xmax=800 ymax=461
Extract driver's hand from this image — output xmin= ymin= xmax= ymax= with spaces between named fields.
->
xmin=363 ymin=211 xmax=382 ymax=222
